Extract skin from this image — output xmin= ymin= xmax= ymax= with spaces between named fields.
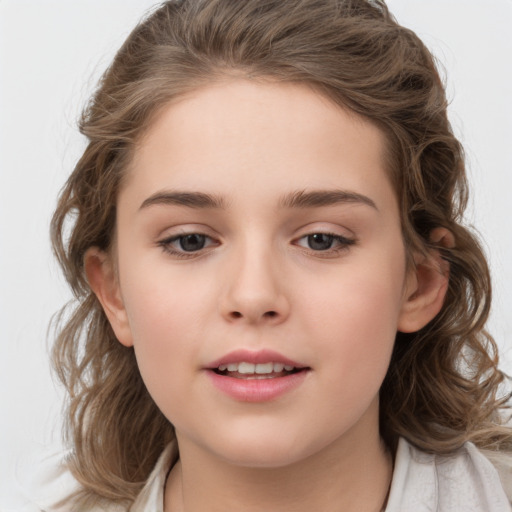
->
xmin=86 ymin=80 xmax=450 ymax=512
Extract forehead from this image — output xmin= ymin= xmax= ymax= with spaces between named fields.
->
xmin=124 ymin=79 xmax=396 ymax=214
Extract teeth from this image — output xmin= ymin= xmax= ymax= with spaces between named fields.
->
xmin=238 ymin=362 xmax=255 ymax=374
xmin=217 ymin=362 xmax=297 ymax=374
xmin=255 ymin=363 xmax=273 ymax=374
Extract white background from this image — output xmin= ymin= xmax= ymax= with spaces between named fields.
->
xmin=1 ymin=0 xmax=511 ymax=507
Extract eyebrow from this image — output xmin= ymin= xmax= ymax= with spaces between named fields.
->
xmin=139 ymin=188 xmax=378 ymax=212
xmin=139 ymin=191 xmax=226 ymax=210
xmin=280 ymin=189 xmax=378 ymax=211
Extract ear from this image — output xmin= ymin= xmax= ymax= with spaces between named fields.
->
xmin=397 ymin=228 xmax=454 ymax=333
xmin=84 ymin=247 xmax=134 ymax=347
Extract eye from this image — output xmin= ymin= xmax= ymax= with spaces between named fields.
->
xmin=176 ymin=234 xmax=208 ymax=252
xmin=295 ymin=232 xmax=355 ymax=252
xmin=158 ymin=233 xmax=217 ymax=256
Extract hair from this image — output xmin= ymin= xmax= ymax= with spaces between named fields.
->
xmin=50 ymin=0 xmax=511 ymax=505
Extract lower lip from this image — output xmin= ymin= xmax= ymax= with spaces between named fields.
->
xmin=206 ymin=370 xmax=309 ymax=402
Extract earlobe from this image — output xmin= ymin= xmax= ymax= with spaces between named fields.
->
xmin=397 ymin=228 xmax=454 ymax=333
xmin=84 ymin=248 xmax=134 ymax=347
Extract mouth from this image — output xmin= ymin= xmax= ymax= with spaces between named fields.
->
xmin=205 ymin=349 xmax=310 ymax=401
xmin=212 ymin=361 xmax=307 ymax=380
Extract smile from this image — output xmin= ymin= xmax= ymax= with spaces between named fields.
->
xmin=215 ymin=361 xmax=300 ymax=379
xmin=206 ymin=350 xmax=310 ymax=402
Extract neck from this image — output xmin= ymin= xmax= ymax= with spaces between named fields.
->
xmin=164 ymin=401 xmax=393 ymax=512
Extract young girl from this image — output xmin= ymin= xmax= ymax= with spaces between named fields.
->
xmin=26 ymin=0 xmax=512 ymax=510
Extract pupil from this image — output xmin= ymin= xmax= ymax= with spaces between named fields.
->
xmin=180 ymin=234 xmax=206 ymax=252
xmin=308 ymin=233 xmax=333 ymax=251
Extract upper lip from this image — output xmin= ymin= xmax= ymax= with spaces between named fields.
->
xmin=205 ymin=349 xmax=307 ymax=369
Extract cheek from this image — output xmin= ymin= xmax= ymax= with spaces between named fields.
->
xmin=310 ymin=281 xmax=399 ymax=362
xmin=117 ymin=261 xmax=209 ymax=400
xmin=299 ymin=251 xmax=406 ymax=387
xmin=120 ymin=250 xmax=214 ymax=342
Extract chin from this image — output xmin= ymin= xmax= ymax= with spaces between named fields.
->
xmin=201 ymin=427 xmax=329 ymax=469
xmin=217 ymin=446 xmax=307 ymax=469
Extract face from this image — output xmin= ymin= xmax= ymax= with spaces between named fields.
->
xmin=91 ymin=80 xmax=425 ymax=468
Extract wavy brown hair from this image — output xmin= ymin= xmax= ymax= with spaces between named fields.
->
xmin=50 ymin=0 xmax=511 ymax=505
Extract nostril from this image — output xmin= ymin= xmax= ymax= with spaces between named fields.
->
xmin=229 ymin=310 xmax=278 ymax=320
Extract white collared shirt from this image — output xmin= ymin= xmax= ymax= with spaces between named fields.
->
xmin=5 ymin=438 xmax=512 ymax=511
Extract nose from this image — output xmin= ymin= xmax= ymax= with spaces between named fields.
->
xmin=219 ymin=244 xmax=290 ymax=325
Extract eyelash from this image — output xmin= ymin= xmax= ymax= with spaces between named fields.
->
xmin=295 ymin=232 xmax=356 ymax=256
xmin=156 ymin=231 xmax=356 ymax=259
xmin=157 ymin=233 xmax=218 ymax=259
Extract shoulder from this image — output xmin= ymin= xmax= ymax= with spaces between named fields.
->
xmin=0 ymin=449 xmax=76 ymax=512
xmin=480 ymin=448 xmax=512 ymax=503
xmin=386 ymin=437 xmax=512 ymax=512
xmin=2 ymin=448 xmax=124 ymax=512
xmin=0 ymin=448 xmax=81 ymax=512
xmin=4 ymin=443 xmax=178 ymax=512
